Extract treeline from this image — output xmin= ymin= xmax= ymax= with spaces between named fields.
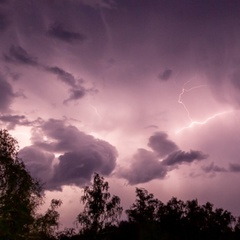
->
xmin=1 ymin=129 xmax=240 ymax=240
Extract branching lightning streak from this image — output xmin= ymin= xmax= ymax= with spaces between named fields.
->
xmin=176 ymin=111 xmax=231 ymax=134
xmin=178 ymin=81 xmax=207 ymax=122
xmin=176 ymin=81 xmax=231 ymax=134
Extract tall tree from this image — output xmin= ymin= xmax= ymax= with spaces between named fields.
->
xmin=77 ymin=173 xmax=123 ymax=236
xmin=0 ymin=129 xmax=43 ymax=239
xmin=126 ymin=188 xmax=162 ymax=223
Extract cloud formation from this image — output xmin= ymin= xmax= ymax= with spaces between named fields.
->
xmin=120 ymin=149 xmax=167 ymax=185
xmin=158 ymin=69 xmax=172 ymax=81
xmin=229 ymin=163 xmax=240 ymax=172
xmin=162 ymin=150 xmax=207 ymax=166
xmin=47 ymin=22 xmax=86 ymax=44
xmin=0 ymin=115 xmax=42 ymax=129
xmin=119 ymin=132 xmax=208 ymax=184
xmin=4 ymin=45 xmax=38 ymax=66
xmin=19 ymin=146 xmax=54 ymax=183
xmin=0 ymin=75 xmax=15 ymax=111
xmin=21 ymin=119 xmax=117 ymax=190
xmin=4 ymin=45 xmax=96 ymax=103
xmin=148 ymin=132 xmax=178 ymax=157
xmin=202 ymin=162 xmax=227 ymax=173
xmin=45 ymin=66 xmax=95 ymax=103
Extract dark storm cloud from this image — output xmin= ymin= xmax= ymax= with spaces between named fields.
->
xmin=4 ymin=45 xmax=96 ymax=103
xmin=0 ymin=114 xmax=31 ymax=129
xmin=0 ymin=114 xmax=42 ymax=129
xmin=47 ymin=22 xmax=86 ymax=43
xmin=148 ymin=132 xmax=178 ymax=157
xmin=63 ymin=88 xmax=87 ymax=104
xmin=19 ymin=146 xmax=54 ymax=182
xmin=45 ymin=66 xmax=78 ymax=88
xmin=45 ymin=66 xmax=95 ymax=103
xmin=45 ymin=66 xmax=93 ymax=103
xmin=119 ymin=132 xmax=208 ymax=184
xmin=202 ymin=162 xmax=227 ymax=173
xmin=0 ymin=75 xmax=15 ymax=111
xmin=4 ymin=45 xmax=38 ymax=66
xmin=229 ymin=163 xmax=240 ymax=172
xmin=162 ymin=150 xmax=208 ymax=166
xmin=119 ymin=149 xmax=167 ymax=185
xmin=29 ymin=119 xmax=117 ymax=190
xmin=158 ymin=69 xmax=172 ymax=81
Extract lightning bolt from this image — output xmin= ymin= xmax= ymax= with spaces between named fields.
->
xmin=176 ymin=81 xmax=232 ymax=134
xmin=89 ymin=104 xmax=102 ymax=119
xmin=178 ymin=81 xmax=207 ymax=122
xmin=176 ymin=111 xmax=232 ymax=134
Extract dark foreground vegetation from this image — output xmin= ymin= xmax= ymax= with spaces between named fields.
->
xmin=1 ymin=129 xmax=240 ymax=240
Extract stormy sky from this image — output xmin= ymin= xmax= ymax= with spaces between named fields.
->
xmin=1 ymin=0 xmax=240 ymax=227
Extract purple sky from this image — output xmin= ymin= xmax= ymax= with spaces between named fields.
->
xmin=1 ymin=0 xmax=240 ymax=228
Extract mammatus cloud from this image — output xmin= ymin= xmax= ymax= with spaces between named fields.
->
xmin=20 ymin=119 xmax=117 ymax=190
xmin=47 ymin=22 xmax=86 ymax=44
xmin=158 ymin=69 xmax=172 ymax=81
xmin=119 ymin=131 xmax=208 ymax=184
xmin=0 ymin=75 xmax=15 ymax=111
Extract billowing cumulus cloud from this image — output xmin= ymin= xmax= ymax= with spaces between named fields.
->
xmin=19 ymin=146 xmax=54 ymax=183
xmin=47 ymin=22 xmax=86 ymax=44
xmin=119 ymin=149 xmax=167 ymax=185
xmin=119 ymin=132 xmax=208 ymax=184
xmin=24 ymin=119 xmax=118 ymax=190
xmin=148 ymin=132 xmax=178 ymax=157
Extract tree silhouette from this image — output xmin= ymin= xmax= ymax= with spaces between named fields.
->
xmin=77 ymin=173 xmax=122 ymax=237
xmin=0 ymin=129 xmax=43 ymax=239
xmin=126 ymin=188 xmax=161 ymax=223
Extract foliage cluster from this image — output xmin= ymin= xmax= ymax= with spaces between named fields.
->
xmin=1 ymin=129 xmax=240 ymax=240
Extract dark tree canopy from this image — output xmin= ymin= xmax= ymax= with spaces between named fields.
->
xmin=77 ymin=173 xmax=123 ymax=236
xmin=0 ymin=129 xmax=43 ymax=239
